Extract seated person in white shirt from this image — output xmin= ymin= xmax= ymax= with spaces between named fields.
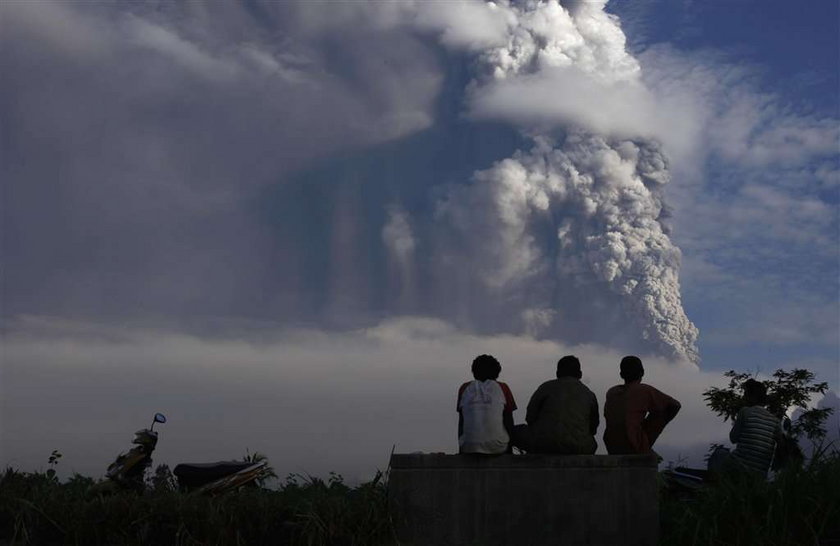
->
xmin=457 ymin=354 xmax=518 ymax=454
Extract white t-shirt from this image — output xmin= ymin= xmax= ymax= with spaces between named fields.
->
xmin=458 ymin=380 xmax=511 ymax=454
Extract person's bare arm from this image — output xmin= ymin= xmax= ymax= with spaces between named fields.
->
xmin=663 ymin=398 xmax=681 ymax=423
xmin=643 ymin=388 xmax=681 ymax=448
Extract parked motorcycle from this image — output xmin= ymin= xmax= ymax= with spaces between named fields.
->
xmin=173 ymin=460 xmax=270 ymax=495
xmin=95 ymin=413 xmax=272 ymax=495
xmin=92 ymin=413 xmax=167 ymax=494
xmin=661 ymin=466 xmax=708 ymax=500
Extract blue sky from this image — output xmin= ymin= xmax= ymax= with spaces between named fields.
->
xmin=1 ymin=0 xmax=837 ymax=478
xmin=615 ymin=0 xmax=839 ymax=109
xmin=610 ymin=0 xmax=839 ymax=383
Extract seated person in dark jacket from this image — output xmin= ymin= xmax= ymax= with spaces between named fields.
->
xmin=729 ymin=380 xmax=783 ymax=475
xmin=512 ymin=355 xmax=599 ymax=454
xmin=708 ymin=379 xmax=784 ymax=478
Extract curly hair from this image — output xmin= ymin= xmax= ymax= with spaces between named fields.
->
xmin=471 ymin=354 xmax=501 ymax=381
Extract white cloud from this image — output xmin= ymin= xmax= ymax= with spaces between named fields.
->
xmin=1 ymin=317 xmax=728 ymax=482
xmin=1 ymin=0 xmax=444 ymax=321
xmin=0 ymin=1 xmax=110 ymax=61
xmin=815 ymin=391 xmax=840 ymax=448
xmin=1 ymin=1 xmax=443 ymax=181
xmin=638 ymin=45 xmax=840 ymax=171
xmin=711 ymin=102 xmax=838 ymax=168
xmin=383 ymin=206 xmax=416 ymax=264
xmin=463 ymin=0 xmax=673 ymax=146
xmin=677 ymin=183 xmax=836 ymax=256
xmin=470 ymin=67 xmax=656 ymax=134
xmin=412 ymin=1 xmax=515 ymax=50
xmin=124 ymin=16 xmax=237 ymax=82
xmin=467 ymin=30 xmax=838 ymax=174
xmin=287 ymin=0 xmax=514 ymax=51
xmin=382 ymin=206 xmax=418 ymax=310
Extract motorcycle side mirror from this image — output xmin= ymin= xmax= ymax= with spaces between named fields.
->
xmin=150 ymin=413 xmax=167 ymax=431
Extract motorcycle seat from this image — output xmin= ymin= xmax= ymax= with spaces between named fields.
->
xmin=173 ymin=461 xmax=258 ymax=488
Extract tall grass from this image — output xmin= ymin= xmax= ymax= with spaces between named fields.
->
xmin=3 ymin=454 xmax=838 ymax=545
xmin=0 ymin=469 xmax=393 ymax=546
xmin=660 ymin=448 xmax=840 ymax=545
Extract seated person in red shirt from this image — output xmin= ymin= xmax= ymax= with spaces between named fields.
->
xmin=603 ymin=356 xmax=681 ymax=455
xmin=457 ymin=354 xmax=517 ymax=454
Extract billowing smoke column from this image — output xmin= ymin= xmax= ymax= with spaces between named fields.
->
xmin=429 ymin=0 xmax=700 ymax=364
xmin=1 ymin=0 xmax=699 ymax=363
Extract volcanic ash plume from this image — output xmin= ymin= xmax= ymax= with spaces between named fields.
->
xmin=439 ymin=134 xmax=699 ymax=364
xmin=436 ymin=0 xmax=699 ymax=364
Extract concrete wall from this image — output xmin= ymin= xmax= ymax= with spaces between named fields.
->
xmin=388 ymin=453 xmax=658 ymax=546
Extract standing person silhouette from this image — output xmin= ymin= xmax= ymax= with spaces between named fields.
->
xmin=457 ymin=354 xmax=517 ymax=454
xmin=603 ymin=356 xmax=681 ymax=455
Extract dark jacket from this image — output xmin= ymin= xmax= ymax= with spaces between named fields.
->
xmin=526 ymin=377 xmax=599 ymax=454
xmin=731 ymin=405 xmax=783 ymax=476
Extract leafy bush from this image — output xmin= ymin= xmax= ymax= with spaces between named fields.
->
xmin=703 ymin=369 xmax=832 ymax=444
xmin=663 ymin=367 xmax=840 ymax=545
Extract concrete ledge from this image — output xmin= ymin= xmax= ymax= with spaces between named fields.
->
xmin=388 ymin=453 xmax=659 ymax=546
xmin=391 ymin=453 xmax=657 ymax=469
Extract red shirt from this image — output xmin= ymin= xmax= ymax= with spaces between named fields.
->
xmin=603 ymin=382 xmax=680 ymax=454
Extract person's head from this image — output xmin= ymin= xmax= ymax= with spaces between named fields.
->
xmin=619 ymin=355 xmax=644 ymax=383
xmin=556 ymin=355 xmax=582 ymax=379
xmin=742 ymin=379 xmax=768 ymax=406
xmin=471 ymin=354 xmax=501 ymax=381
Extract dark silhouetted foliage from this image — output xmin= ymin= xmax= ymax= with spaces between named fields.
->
xmin=703 ymin=368 xmax=832 ymax=443
xmin=0 ymin=467 xmax=393 ymax=545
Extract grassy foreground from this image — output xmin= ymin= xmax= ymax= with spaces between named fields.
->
xmin=660 ymin=449 xmax=840 ymax=546
xmin=2 ymin=453 xmax=838 ymax=545
xmin=0 ymin=470 xmax=393 ymax=546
